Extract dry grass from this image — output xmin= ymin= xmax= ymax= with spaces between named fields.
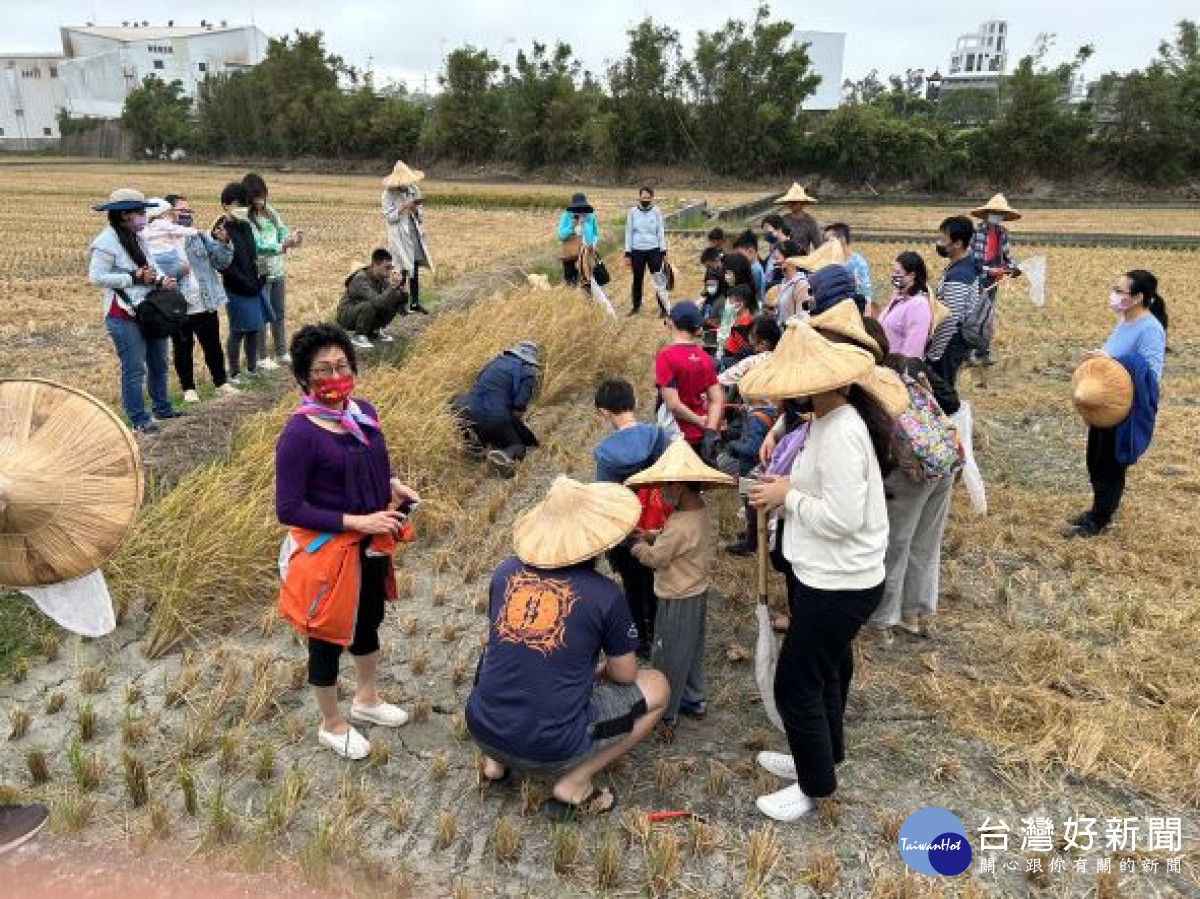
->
xmin=743 ymin=824 xmax=782 ymax=896
xmin=24 ymin=747 xmax=49 ymax=784
xmin=8 ymin=706 xmax=30 ymax=740
xmin=492 ymin=816 xmax=521 ymax=864
xmin=434 ymin=810 xmax=457 ymax=850
xmin=594 ymin=826 xmax=622 ymax=890
xmin=802 ymin=848 xmax=839 ymax=893
xmin=550 ymin=823 xmax=581 ymax=874
xmin=45 ymin=691 xmax=66 ymax=715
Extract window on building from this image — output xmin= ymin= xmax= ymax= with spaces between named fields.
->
xmin=49 ymin=65 xmax=58 ymax=78
xmin=153 ymin=59 xmax=165 ymax=70
xmin=997 ymin=37 xmax=1004 ymax=53
xmin=990 ymin=58 xmax=1001 ymax=71
xmin=198 ymin=62 xmax=208 ymax=73
xmin=966 ymin=55 xmax=975 ymax=72
xmin=43 ymin=127 xmax=52 ymax=136
xmin=0 ymin=127 xmax=5 ymax=135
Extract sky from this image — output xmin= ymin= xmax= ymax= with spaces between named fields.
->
xmin=5 ymin=1 xmax=1196 ymax=94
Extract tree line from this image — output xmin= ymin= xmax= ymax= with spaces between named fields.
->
xmin=106 ymin=8 xmax=1200 ymax=189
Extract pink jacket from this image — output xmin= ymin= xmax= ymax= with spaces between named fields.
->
xmin=878 ymin=291 xmax=933 ymax=358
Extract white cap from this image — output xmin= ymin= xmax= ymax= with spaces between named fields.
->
xmin=145 ymin=197 xmax=172 ymax=220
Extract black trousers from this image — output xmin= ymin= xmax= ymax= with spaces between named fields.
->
xmin=562 ymin=258 xmax=580 ymax=287
xmin=629 ymin=248 xmax=664 ymax=312
xmin=172 ymin=310 xmax=227 ymax=391
xmin=454 ymin=407 xmax=538 ymax=460
xmin=307 ymin=548 xmax=389 ymax=687
xmin=1086 ymin=426 xmax=1127 ymax=526
xmin=608 ymin=543 xmax=657 ymax=649
xmin=930 ymin=331 xmax=969 ymax=391
xmin=409 ymin=267 xmax=421 ymax=309
xmin=769 ymin=518 xmax=800 ymax=613
xmin=774 ymin=578 xmax=883 ymax=798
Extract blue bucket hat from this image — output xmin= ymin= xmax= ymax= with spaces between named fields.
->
xmin=808 ymin=265 xmax=857 ymax=316
xmin=93 ymin=188 xmax=154 ymax=212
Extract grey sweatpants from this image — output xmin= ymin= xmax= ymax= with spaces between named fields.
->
xmin=650 ymin=590 xmax=707 ymax=721
xmin=257 ymin=278 xmax=287 ymax=359
xmin=871 ymin=471 xmax=955 ymax=628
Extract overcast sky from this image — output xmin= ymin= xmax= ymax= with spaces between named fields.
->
xmin=7 ymin=1 xmax=1196 ymax=93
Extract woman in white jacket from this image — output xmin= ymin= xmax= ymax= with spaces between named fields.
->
xmin=623 ymin=186 xmax=668 ymax=316
xmin=88 ymin=188 xmax=179 ymax=435
xmin=381 ymin=161 xmax=434 ymax=315
xmin=746 ymin=323 xmax=894 ymax=822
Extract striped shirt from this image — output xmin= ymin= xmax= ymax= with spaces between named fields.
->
xmin=926 ymin=257 xmax=980 ymax=361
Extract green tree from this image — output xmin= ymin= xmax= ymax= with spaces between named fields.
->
xmin=684 ymin=4 xmax=821 ymax=175
xmin=120 ymin=75 xmax=193 ymax=157
xmin=421 ymin=47 xmax=502 ymax=163
xmin=499 ymin=42 xmax=596 ymax=168
xmin=604 ymin=19 xmax=693 ymax=168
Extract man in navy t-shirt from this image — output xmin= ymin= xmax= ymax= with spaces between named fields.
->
xmin=465 ymin=477 xmax=669 ymax=819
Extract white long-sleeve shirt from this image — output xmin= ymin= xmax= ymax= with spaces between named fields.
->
xmin=624 ymin=205 xmax=666 ymax=254
xmin=783 ymin=404 xmax=888 ymax=590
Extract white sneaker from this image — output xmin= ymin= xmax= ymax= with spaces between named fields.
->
xmin=377 ymin=329 xmax=396 ymax=343
xmin=182 ymin=389 xmax=201 ymax=404
xmin=350 ymin=700 xmax=409 ymax=728
xmin=258 ymin=357 xmax=280 ymax=371
xmin=217 ymin=382 xmax=240 ymax=396
xmin=756 ymin=750 xmax=798 ymax=780
xmin=351 ymin=334 xmax=374 ymax=349
xmin=278 ymin=354 xmax=292 ymax=365
xmin=228 ymin=374 xmax=245 ymax=387
xmin=318 ymin=725 xmax=371 ymax=760
xmin=756 ymin=784 xmax=814 ymax=822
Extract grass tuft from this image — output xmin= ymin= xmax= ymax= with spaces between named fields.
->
xmin=24 ymin=747 xmax=49 ymax=784
xmin=8 ymin=706 xmax=31 ymax=740
xmin=492 ymin=815 xmax=521 ymax=863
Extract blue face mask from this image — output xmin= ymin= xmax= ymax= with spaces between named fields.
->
xmin=764 ymin=232 xmax=777 ymax=245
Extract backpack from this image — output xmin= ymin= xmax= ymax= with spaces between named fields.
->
xmin=960 ymin=281 xmax=996 ymax=350
xmin=893 ymin=373 xmax=964 ymax=482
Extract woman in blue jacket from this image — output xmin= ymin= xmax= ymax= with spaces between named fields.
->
xmin=1067 ymin=269 xmax=1167 ymax=538
xmin=557 ymin=194 xmax=600 ymax=288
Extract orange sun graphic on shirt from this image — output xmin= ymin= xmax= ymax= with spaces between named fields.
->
xmin=495 ymin=571 xmax=578 ymax=656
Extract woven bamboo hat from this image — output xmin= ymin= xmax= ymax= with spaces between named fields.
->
xmin=777 ymin=182 xmax=818 ymax=205
xmin=0 ymin=379 xmax=144 ymax=587
xmin=513 ymin=476 xmax=641 ymax=569
xmin=382 ymin=160 xmax=425 ymax=188
xmin=739 ymin=321 xmax=875 ymax=400
xmin=971 ymin=193 xmax=1022 ymax=221
xmin=1072 ymin=357 xmax=1133 ymax=428
xmin=858 ymin=366 xmax=911 ymax=418
xmin=790 ymin=238 xmax=845 ymax=274
xmin=810 ymin=300 xmax=884 ymax=363
xmin=624 ymin=439 xmax=737 ymax=490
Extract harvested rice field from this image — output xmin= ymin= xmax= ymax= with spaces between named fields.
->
xmin=0 ymin=161 xmax=1198 ymax=897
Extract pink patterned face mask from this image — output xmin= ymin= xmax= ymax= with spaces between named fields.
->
xmin=1108 ymin=291 xmax=1135 ymax=313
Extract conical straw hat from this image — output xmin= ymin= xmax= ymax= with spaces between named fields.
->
xmin=624 ymin=439 xmax=738 ymax=490
xmin=971 ymin=192 xmax=1021 ymax=221
xmin=739 ymin=322 xmax=875 ymax=400
xmin=810 ymin=300 xmax=883 ymax=362
xmin=776 ymin=182 xmax=818 ymax=204
xmin=513 ymin=476 xmax=641 ymax=569
xmin=382 ymin=160 xmax=425 ymax=188
xmin=857 ymin=366 xmax=911 ymax=419
xmin=0 ymin=379 xmax=143 ymax=587
xmin=1071 ymin=357 xmax=1133 ymax=428
xmin=790 ymin=238 xmax=845 ymax=273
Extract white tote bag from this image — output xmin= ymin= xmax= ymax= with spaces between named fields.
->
xmin=588 ymin=279 xmax=617 ymax=320
xmin=951 ymin=400 xmax=987 ymax=517
xmin=1019 ymin=256 xmax=1047 ymax=307
xmin=21 ymin=570 xmax=116 ymax=638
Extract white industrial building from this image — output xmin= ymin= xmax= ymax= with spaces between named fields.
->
xmin=796 ymin=31 xmax=846 ymax=111
xmin=1 ymin=22 xmax=265 ymax=149
xmin=942 ymin=20 xmax=1008 ymax=92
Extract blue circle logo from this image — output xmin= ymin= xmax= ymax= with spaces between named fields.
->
xmin=898 ymin=808 xmax=972 ymax=876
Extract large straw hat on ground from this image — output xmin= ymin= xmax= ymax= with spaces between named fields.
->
xmin=776 ymin=182 xmax=819 ymax=205
xmin=790 ymin=238 xmax=845 ymax=273
xmin=858 ymin=366 xmax=911 ymax=418
xmin=739 ymin=321 xmax=875 ymax=400
xmin=810 ymin=300 xmax=883 ymax=363
xmin=382 ymin=160 xmax=425 ymax=189
xmin=625 ymin=439 xmax=737 ymax=491
xmin=0 ymin=379 xmax=143 ymax=587
xmin=971 ymin=192 xmax=1022 ymax=221
xmin=513 ymin=476 xmax=641 ymax=569
xmin=1072 ymin=357 xmax=1133 ymax=427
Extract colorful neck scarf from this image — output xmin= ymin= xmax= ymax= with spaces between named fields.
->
xmin=292 ymin=397 xmax=380 ymax=446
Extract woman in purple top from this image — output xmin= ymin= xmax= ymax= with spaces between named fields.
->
xmin=876 ymin=251 xmax=933 ymax=359
xmin=276 ymin=323 xmax=421 ymax=759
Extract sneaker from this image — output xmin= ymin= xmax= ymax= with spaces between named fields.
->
xmin=724 ymin=540 xmax=753 ymax=558
xmin=866 ymin=625 xmax=894 ymax=649
xmin=898 ymin=614 xmax=921 ymax=636
xmin=627 ymin=307 xmax=640 ymax=316
xmin=349 ymin=700 xmax=409 ymax=728
xmin=216 ymin=382 xmax=240 ymax=397
xmin=900 ymin=615 xmax=935 ymax=639
xmin=182 ymin=389 xmax=201 ymax=404
xmin=756 ymin=751 xmax=798 ymax=780
xmin=487 ymin=449 xmax=517 ymax=478
xmin=0 ymin=804 xmax=49 ymax=854
xmin=277 ymin=354 xmax=292 ymax=365
xmin=258 ymin=357 xmax=280 ymax=372
xmin=154 ymin=408 xmax=181 ymax=421
xmin=377 ymin=329 xmax=396 ymax=344
xmin=1065 ymin=516 xmax=1109 ymax=539
xmin=318 ymin=725 xmax=371 ymax=760
xmin=410 ymin=302 xmax=430 ymax=315
xmin=351 ymin=333 xmax=374 ymax=349
xmin=1065 ymin=510 xmax=1094 ymax=528
xmin=133 ymin=422 xmax=160 ymax=436
xmin=756 ymin=784 xmax=814 ymax=822
xmin=679 ymin=699 xmax=708 ymax=720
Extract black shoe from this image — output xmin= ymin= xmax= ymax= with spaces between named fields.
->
xmin=724 ymin=540 xmax=753 ymax=557
xmin=628 ymin=307 xmax=640 ymax=316
xmin=154 ymin=408 xmax=181 ymax=420
xmin=978 ymin=352 xmax=996 ymax=367
xmin=1064 ymin=514 xmax=1109 ymax=538
xmin=1066 ymin=510 xmax=1093 ymax=528
xmin=410 ymin=303 xmax=430 ymax=315
xmin=0 ymin=804 xmax=49 ymax=854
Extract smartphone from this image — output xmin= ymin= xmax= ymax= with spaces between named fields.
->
xmin=397 ymin=499 xmax=421 ymax=521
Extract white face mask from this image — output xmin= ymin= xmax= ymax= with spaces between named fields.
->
xmin=987 ymin=214 xmax=1004 ymax=225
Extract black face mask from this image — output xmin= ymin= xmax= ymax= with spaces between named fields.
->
xmin=764 ymin=232 xmax=777 ymax=245
xmin=769 ymin=267 xmax=784 ymax=285
xmin=639 ymin=201 xmax=652 ymax=210
xmin=934 ymin=242 xmax=950 ymax=259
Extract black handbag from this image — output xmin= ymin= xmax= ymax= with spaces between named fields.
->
xmin=120 ymin=287 xmax=189 ymax=340
xmin=591 ymin=258 xmax=611 ymax=287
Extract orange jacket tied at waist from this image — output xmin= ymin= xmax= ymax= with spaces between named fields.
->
xmin=279 ymin=528 xmax=397 ymax=646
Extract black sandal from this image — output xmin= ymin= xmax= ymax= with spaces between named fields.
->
xmin=542 ymin=786 xmax=617 ymax=822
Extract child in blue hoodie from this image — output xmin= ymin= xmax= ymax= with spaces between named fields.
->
xmin=593 ymin=378 xmax=671 ymax=656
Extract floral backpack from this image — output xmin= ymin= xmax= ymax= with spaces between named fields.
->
xmin=894 ymin=372 xmax=964 ymax=482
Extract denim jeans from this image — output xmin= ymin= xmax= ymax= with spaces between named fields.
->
xmin=104 ymin=315 xmax=172 ymax=427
